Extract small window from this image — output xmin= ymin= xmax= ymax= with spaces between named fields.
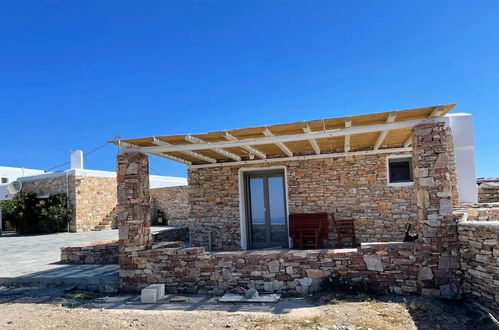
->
xmin=388 ymin=158 xmax=412 ymax=183
xmin=1 ymin=178 xmax=8 ymax=184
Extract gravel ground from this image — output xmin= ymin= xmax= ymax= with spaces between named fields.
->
xmin=0 ymin=285 xmax=496 ymax=330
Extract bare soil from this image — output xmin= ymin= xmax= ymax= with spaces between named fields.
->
xmin=0 ymin=286 xmax=495 ymax=330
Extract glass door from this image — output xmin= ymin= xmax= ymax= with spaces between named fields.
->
xmin=245 ymin=170 xmax=288 ymax=249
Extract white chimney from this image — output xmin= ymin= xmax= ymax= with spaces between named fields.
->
xmin=446 ymin=113 xmax=478 ymax=204
xmin=70 ymin=150 xmax=84 ymax=169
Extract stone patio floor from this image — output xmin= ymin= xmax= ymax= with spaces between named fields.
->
xmin=0 ymin=227 xmax=165 ymax=292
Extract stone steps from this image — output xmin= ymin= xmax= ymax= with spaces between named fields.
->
xmin=92 ymin=208 xmax=117 ymax=231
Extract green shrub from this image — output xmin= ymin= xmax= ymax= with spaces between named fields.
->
xmin=0 ymin=193 xmax=73 ymax=234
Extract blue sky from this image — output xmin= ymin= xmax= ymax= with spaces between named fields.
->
xmin=1 ymin=1 xmax=498 ymax=178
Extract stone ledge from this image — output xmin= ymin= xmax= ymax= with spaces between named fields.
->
xmin=458 ymin=221 xmax=499 ymax=229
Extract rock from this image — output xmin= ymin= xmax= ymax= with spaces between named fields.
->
xmin=298 ymin=277 xmax=313 ymax=287
xmin=363 ymin=255 xmax=384 ymax=272
xmin=439 ymin=198 xmax=453 ymax=216
xmin=417 ymin=267 xmax=433 ymax=281
xmin=263 ymin=281 xmax=283 ymax=292
xmin=306 ymin=269 xmax=324 ymax=279
xmin=268 ymin=260 xmax=280 ymax=273
xmin=244 ymin=288 xmax=259 ymax=299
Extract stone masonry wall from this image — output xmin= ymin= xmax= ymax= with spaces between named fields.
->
xmin=459 ymin=221 xmax=499 ymax=312
xmin=21 ymin=174 xmax=117 ymax=232
xmin=188 ymin=153 xmax=417 ymax=251
xmin=116 ymin=151 xmax=152 ymax=291
xmin=120 ymin=241 xmax=463 ymax=297
xmin=21 ymin=174 xmax=78 ymax=231
xmin=60 ymin=240 xmax=119 ymax=264
xmin=410 ymin=122 xmax=461 ymax=297
xmin=150 ymin=186 xmax=189 ymax=223
xmin=73 ymin=175 xmax=117 ymax=231
xmin=477 ymin=178 xmax=499 ymax=203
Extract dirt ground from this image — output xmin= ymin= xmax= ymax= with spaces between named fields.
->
xmin=0 ymin=285 xmax=496 ymax=330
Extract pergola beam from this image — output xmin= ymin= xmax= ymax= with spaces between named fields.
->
xmin=128 ymin=116 xmax=445 ymax=154
xmin=403 ymin=106 xmax=445 ymax=147
xmin=263 ymin=127 xmax=293 ymax=157
xmin=151 ymin=137 xmax=216 ymax=164
xmin=374 ymin=111 xmax=397 ymax=150
xmin=185 ymin=135 xmax=241 ymax=161
xmin=223 ymin=132 xmax=266 ymax=159
xmin=191 ymin=147 xmax=413 ymax=169
xmin=303 ymin=124 xmax=321 ymax=155
xmin=117 ymin=140 xmax=192 ymax=165
xmin=344 ymin=117 xmax=352 ymax=152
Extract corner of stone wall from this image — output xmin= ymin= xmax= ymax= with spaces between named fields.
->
xmin=411 ymin=122 xmax=461 ymax=298
xmin=116 ymin=151 xmax=152 ymax=292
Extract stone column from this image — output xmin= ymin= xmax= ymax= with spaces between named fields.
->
xmin=411 ymin=122 xmax=460 ymax=296
xmin=116 ymin=151 xmax=151 ymax=279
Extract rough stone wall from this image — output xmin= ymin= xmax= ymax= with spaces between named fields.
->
xmin=121 ymin=241 xmax=461 ymax=296
xmin=21 ymin=175 xmax=74 ymax=197
xmin=152 ymin=226 xmax=189 ymax=243
xmin=73 ymin=176 xmax=117 ymax=232
xmin=188 ymin=153 xmax=417 ymax=251
xmin=411 ymin=122 xmax=461 ymax=296
xmin=20 ymin=174 xmax=117 ymax=232
xmin=456 ymin=203 xmax=499 ymax=222
xmin=459 ymin=221 xmax=499 ymax=312
xmin=21 ymin=174 xmax=78 ymax=230
xmin=116 ymin=151 xmax=152 ymax=291
xmin=150 ymin=186 xmax=189 ymax=223
xmin=60 ymin=240 xmax=118 ymax=264
xmin=477 ymin=178 xmax=499 ymax=203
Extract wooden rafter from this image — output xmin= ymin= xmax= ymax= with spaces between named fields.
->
xmin=374 ymin=111 xmax=397 ymax=150
xmin=117 ymin=140 xmax=192 ymax=165
xmin=263 ymin=127 xmax=293 ymax=157
xmin=223 ymin=132 xmax=266 ymax=159
xmin=151 ymin=137 xmax=216 ymax=164
xmin=303 ymin=124 xmax=321 ymax=155
xmin=344 ymin=117 xmax=352 ymax=152
xmin=185 ymin=135 xmax=241 ymax=161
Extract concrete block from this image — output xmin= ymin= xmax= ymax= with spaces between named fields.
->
xmin=141 ymin=284 xmax=165 ymax=303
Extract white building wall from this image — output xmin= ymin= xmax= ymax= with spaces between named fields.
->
xmin=445 ymin=113 xmax=478 ymax=204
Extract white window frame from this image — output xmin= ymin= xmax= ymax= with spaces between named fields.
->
xmin=386 ymin=154 xmax=414 ymax=187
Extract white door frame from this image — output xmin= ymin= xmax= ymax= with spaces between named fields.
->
xmin=238 ymin=166 xmax=289 ymax=250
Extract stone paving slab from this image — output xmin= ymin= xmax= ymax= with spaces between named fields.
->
xmin=0 ymin=227 xmax=169 ymax=292
xmin=0 ymin=227 xmax=165 ymax=277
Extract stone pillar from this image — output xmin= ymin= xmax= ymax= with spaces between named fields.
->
xmin=411 ymin=122 xmax=460 ymax=296
xmin=116 ymin=151 xmax=151 ymax=286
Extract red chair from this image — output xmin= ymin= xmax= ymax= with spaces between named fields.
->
xmin=333 ymin=214 xmax=357 ymax=248
xmin=289 ymin=213 xmax=328 ymax=249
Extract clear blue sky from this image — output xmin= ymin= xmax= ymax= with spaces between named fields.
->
xmin=1 ymin=1 xmax=499 ymax=178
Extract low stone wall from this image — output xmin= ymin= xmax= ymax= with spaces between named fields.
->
xmin=477 ymin=178 xmax=499 ymax=203
xmin=120 ymin=241 xmax=460 ymax=297
xmin=150 ymin=186 xmax=189 ymax=223
xmin=60 ymin=227 xmax=189 ymax=265
xmin=455 ymin=203 xmax=499 ymax=222
xmin=459 ymin=221 xmax=499 ymax=312
xmin=152 ymin=226 xmax=189 ymax=243
xmin=60 ymin=240 xmax=119 ymax=264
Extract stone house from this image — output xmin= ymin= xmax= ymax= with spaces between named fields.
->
xmin=112 ymin=104 xmax=477 ymax=251
xmin=16 ymin=150 xmax=187 ymax=232
xmin=96 ymin=104 xmax=499 ymax=311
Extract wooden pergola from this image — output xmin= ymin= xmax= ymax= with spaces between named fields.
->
xmin=110 ymin=104 xmax=454 ymax=168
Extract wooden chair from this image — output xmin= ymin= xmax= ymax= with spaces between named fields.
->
xmin=333 ymin=215 xmax=357 ymax=248
xmin=289 ymin=213 xmax=328 ymax=249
